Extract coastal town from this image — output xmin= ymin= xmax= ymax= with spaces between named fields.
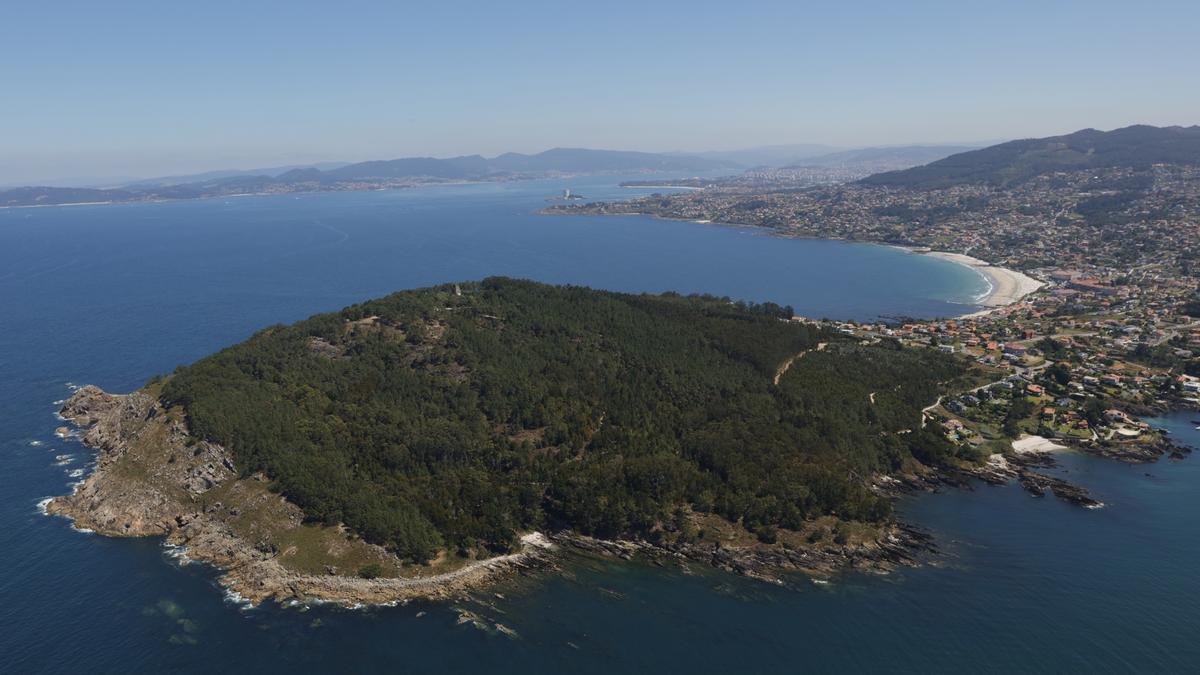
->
xmin=549 ymin=162 xmax=1200 ymax=467
xmin=818 ymin=269 xmax=1198 ymax=467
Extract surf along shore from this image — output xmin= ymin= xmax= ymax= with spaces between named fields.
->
xmin=44 ymin=384 xmax=934 ymax=608
xmin=918 ymin=250 xmax=1044 ymax=318
xmin=43 ymin=385 xmax=557 ymax=607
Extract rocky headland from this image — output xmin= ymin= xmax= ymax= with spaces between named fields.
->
xmin=46 ymin=385 xmax=556 ymax=606
xmin=46 ymin=384 xmax=954 ymax=605
xmin=48 ymin=384 xmax=1129 ymax=607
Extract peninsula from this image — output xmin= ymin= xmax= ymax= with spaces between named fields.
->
xmin=47 ymin=125 xmax=1200 ymax=607
xmin=47 ymin=278 xmax=1109 ymax=606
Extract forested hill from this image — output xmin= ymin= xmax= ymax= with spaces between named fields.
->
xmin=160 ymin=279 xmax=973 ymax=561
xmin=860 ymin=124 xmax=1200 ymax=189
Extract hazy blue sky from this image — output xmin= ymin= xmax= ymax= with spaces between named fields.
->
xmin=3 ymin=0 xmax=1198 ymax=183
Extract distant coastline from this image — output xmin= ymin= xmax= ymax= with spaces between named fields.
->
xmin=541 ymin=203 xmax=1043 ymax=318
xmin=0 ymin=147 xmax=739 ymax=210
xmin=620 ymin=185 xmax=704 ymax=190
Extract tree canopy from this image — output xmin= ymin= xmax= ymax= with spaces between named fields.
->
xmin=162 ymin=278 xmax=968 ymax=561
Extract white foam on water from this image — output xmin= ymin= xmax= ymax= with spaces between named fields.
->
xmin=222 ymin=587 xmax=255 ymax=610
xmin=971 ymin=272 xmax=996 ymax=304
xmin=163 ymin=543 xmax=193 ymax=566
xmin=30 ymin=440 xmax=44 ymax=447
xmin=301 ymin=597 xmax=338 ymax=608
xmin=36 ymin=497 xmax=53 ymax=515
xmin=67 ymin=468 xmax=84 ymax=478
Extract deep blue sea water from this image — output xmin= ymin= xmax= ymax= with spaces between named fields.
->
xmin=2 ymin=177 xmax=1197 ymax=673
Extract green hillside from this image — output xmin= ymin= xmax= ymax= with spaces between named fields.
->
xmin=160 ymin=279 xmax=972 ymax=560
xmin=861 ymin=125 xmax=1200 ymax=188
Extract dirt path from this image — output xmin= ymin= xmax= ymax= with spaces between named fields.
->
xmin=919 ymin=396 xmax=944 ymax=428
xmin=773 ymin=342 xmax=826 ymax=386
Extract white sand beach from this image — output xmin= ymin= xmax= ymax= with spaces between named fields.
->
xmin=922 ymin=251 xmax=1044 ymax=317
xmin=1011 ymin=435 xmax=1069 ymax=454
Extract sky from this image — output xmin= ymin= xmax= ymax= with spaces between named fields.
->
xmin=2 ymin=0 xmax=1198 ymax=184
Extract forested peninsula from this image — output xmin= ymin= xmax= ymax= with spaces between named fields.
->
xmin=50 ymin=279 xmax=1037 ymax=605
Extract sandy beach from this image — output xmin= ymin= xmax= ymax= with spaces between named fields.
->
xmin=1011 ymin=434 xmax=1069 ymax=454
xmin=922 ymin=251 xmax=1044 ymax=317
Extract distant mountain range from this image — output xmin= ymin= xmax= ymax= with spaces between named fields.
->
xmin=9 ymin=127 xmax=1194 ymax=208
xmin=0 ymin=149 xmax=738 ymax=207
xmin=860 ymin=125 xmax=1200 ymax=188
xmin=123 ymin=162 xmax=350 ymax=188
xmin=680 ymin=144 xmax=845 ymax=168
xmin=296 ymin=148 xmax=740 ymax=181
xmin=785 ymin=145 xmax=979 ymax=170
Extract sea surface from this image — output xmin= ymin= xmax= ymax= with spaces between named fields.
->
xmin=2 ymin=177 xmax=1197 ymax=673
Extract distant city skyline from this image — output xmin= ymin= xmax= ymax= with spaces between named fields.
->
xmin=3 ymin=0 xmax=1198 ymax=184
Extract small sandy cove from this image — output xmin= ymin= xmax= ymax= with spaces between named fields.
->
xmin=1012 ymin=434 xmax=1069 ymax=454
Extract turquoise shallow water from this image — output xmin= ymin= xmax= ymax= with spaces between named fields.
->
xmin=2 ymin=177 xmax=1196 ymax=673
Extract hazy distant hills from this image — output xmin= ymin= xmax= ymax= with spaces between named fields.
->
xmin=489 ymin=148 xmax=740 ymax=173
xmin=786 ymin=145 xmax=978 ymax=170
xmin=682 ymin=144 xmax=844 ymax=168
xmin=861 ymin=125 xmax=1200 ymax=188
xmin=8 ymin=127 xmax=1197 ymax=208
xmin=0 ymin=186 xmax=138 ymax=206
xmin=124 ymin=162 xmax=350 ymax=188
xmin=307 ymin=148 xmax=739 ymax=181
xmin=0 ymin=149 xmax=737 ymax=207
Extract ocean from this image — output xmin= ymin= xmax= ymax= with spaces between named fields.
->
xmin=2 ymin=176 xmax=1196 ymax=673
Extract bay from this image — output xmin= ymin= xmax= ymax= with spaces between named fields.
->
xmin=2 ymin=176 xmax=1195 ymax=673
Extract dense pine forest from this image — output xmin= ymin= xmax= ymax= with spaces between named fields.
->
xmin=161 ymin=279 xmax=973 ymax=561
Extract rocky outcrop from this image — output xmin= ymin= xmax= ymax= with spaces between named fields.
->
xmin=48 ymin=385 xmax=232 ymax=536
xmin=1079 ymin=436 xmax=1190 ymax=464
xmin=54 ymin=383 xmax=1134 ymax=606
xmin=554 ymin=524 xmax=936 ymax=584
xmin=45 ymin=386 xmax=556 ymax=606
xmin=49 ymin=385 xmax=935 ymax=604
xmin=871 ymin=450 xmax=1105 ymax=509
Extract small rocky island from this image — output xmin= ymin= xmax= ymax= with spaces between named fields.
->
xmin=47 ymin=279 xmax=1148 ymax=606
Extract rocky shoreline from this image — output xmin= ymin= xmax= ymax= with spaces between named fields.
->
xmin=552 ymin=523 xmax=937 ymax=585
xmin=45 ymin=386 xmax=556 ymax=607
xmin=878 ymin=426 xmax=1192 ymax=510
xmin=46 ymin=385 xmax=944 ymax=605
xmin=48 ymin=383 xmax=1180 ymax=607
